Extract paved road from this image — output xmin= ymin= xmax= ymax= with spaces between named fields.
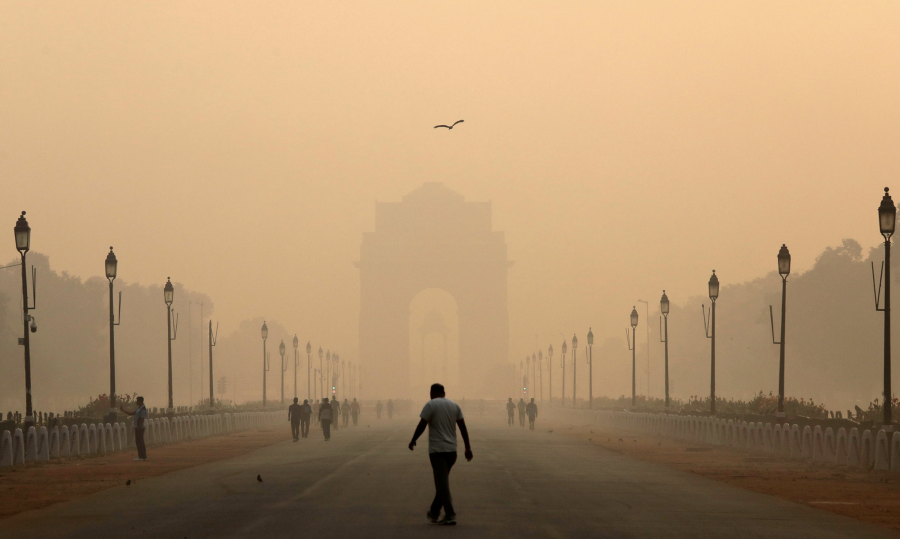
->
xmin=4 ymin=416 xmax=897 ymax=538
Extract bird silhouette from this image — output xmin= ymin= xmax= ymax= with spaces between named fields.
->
xmin=434 ymin=120 xmax=464 ymax=130
xmin=126 ymin=479 xmax=132 ymax=486
xmin=257 ymin=475 xmax=263 ymax=483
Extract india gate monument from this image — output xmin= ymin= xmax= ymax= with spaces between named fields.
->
xmin=358 ymin=183 xmax=511 ymax=399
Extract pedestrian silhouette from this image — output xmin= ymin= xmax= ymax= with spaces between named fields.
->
xmin=408 ymin=383 xmax=472 ymax=526
xmin=505 ymin=398 xmax=515 ymax=427
xmin=526 ymin=398 xmax=538 ymax=430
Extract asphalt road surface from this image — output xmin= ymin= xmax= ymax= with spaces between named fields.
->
xmin=4 ymin=415 xmax=896 ymax=538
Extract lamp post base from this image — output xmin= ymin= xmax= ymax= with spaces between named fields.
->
xmin=882 ymin=423 xmax=894 ymax=433
xmin=775 ymin=411 xmax=786 ymax=418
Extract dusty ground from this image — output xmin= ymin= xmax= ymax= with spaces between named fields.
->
xmin=0 ymin=427 xmax=290 ymax=520
xmin=550 ymin=417 xmax=900 ymax=533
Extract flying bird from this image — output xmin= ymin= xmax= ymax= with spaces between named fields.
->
xmin=434 ymin=120 xmax=464 ymax=130
xmin=257 ymin=475 xmax=263 ymax=483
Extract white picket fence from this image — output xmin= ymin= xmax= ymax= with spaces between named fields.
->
xmin=0 ymin=410 xmax=285 ymax=468
xmin=569 ymin=409 xmax=900 ymax=472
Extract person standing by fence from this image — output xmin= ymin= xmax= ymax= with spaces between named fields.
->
xmin=120 ymin=396 xmax=148 ymax=461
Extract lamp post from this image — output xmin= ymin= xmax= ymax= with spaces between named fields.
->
xmin=164 ymin=278 xmax=177 ymax=416
xmin=587 ymin=328 xmax=593 ymax=409
xmin=209 ymin=321 xmax=218 ymax=408
xmin=14 ymin=212 xmax=36 ymax=431
xmin=306 ymin=341 xmax=312 ymax=400
xmin=279 ymin=340 xmax=286 ymax=405
xmin=548 ymin=344 xmax=553 ymax=405
xmin=292 ymin=335 xmax=299 ymax=400
xmin=531 ymin=353 xmax=537 ymax=402
xmin=537 ymin=350 xmax=543 ymax=403
xmin=318 ymin=347 xmax=324 ymax=399
xmin=627 ymin=307 xmax=638 ymax=408
xmin=326 ymin=351 xmax=331 ymax=397
xmin=571 ymin=334 xmax=578 ymax=408
xmin=637 ymin=299 xmax=650 ymax=397
xmin=313 ymin=368 xmax=319 ymax=400
xmin=105 ymin=247 xmax=122 ymax=424
xmin=525 ymin=356 xmax=530 ymax=399
xmin=876 ymin=187 xmax=897 ymax=429
xmin=560 ymin=340 xmax=567 ymax=407
xmin=660 ymin=291 xmax=670 ymax=409
xmin=769 ymin=247 xmax=791 ymax=420
xmin=702 ymin=271 xmax=719 ymax=415
xmin=261 ymin=321 xmax=269 ymax=407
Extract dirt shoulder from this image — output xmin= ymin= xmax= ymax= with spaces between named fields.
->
xmin=0 ymin=427 xmax=290 ymax=520
xmin=551 ymin=418 xmax=900 ymax=533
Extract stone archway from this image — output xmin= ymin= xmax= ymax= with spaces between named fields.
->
xmin=358 ymin=183 xmax=510 ymax=398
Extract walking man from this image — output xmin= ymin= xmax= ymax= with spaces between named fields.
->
xmin=300 ymin=399 xmax=312 ymax=438
xmin=376 ymin=400 xmax=383 ymax=419
xmin=505 ymin=398 xmax=515 ymax=427
xmin=526 ymin=398 xmax=538 ymax=431
xmin=350 ymin=398 xmax=361 ymax=426
xmin=408 ymin=383 xmax=473 ymax=526
xmin=319 ymin=397 xmax=333 ymax=441
xmin=387 ymin=399 xmax=395 ymax=419
xmin=120 ymin=396 xmax=148 ymax=461
xmin=517 ymin=398 xmax=526 ymax=428
xmin=313 ymin=400 xmax=320 ymax=426
xmin=331 ymin=396 xmax=341 ymax=431
xmin=288 ymin=397 xmax=302 ymax=442
xmin=342 ymin=398 xmax=351 ymax=427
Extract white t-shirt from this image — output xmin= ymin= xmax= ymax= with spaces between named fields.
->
xmin=419 ymin=398 xmax=464 ymax=454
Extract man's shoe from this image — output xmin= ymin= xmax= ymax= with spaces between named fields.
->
xmin=427 ymin=512 xmax=439 ymax=524
xmin=439 ymin=516 xmax=457 ymax=526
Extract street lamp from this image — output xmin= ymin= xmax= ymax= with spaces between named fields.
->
xmin=769 ymin=246 xmax=791 ymax=420
xmin=306 ymin=341 xmax=312 ymax=400
xmin=208 ymin=320 xmax=218 ymax=408
xmin=571 ymin=334 xmax=578 ymax=407
xmin=560 ymin=340 xmax=567 ymax=407
xmin=279 ymin=340 xmax=286 ymax=405
xmin=537 ymin=350 xmax=543 ymax=403
xmin=261 ymin=321 xmax=268 ymax=407
xmin=702 ymin=270 xmax=719 ymax=414
xmin=587 ymin=328 xmax=594 ymax=409
xmin=105 ymin=247 xmax=122 ymax=424
xmin=660 ymin=291 xmax=670 ymax=409
xmin=531 ymin=353 xmax=537 ymax=402
xmin=318 ymin=346 xmax=324 ymax=399
xmin=326 ymin=350 xmax=331 ymax=397
xmin=548 ymin=344 xmax=554 ymax=405
xmin=292 ymin=335 xmax=299 ymax=400
xmin=14 ymin=212 xmax=36 ymax=430
xmin=875 ymin=187 xmax=897 ymax=429
xmin=627 ymin=307 xmax=638 ymax=408
xmin=164 ymin=278 xmax=178 ymax=416
xmin=526 ymin=356 xmax=532 ymax=399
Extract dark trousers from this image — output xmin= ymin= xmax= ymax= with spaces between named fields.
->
xmin=291 ymin=420 xmax=300 ymax=440
xmin=301 ymin=418 xmax=310 ymax=437
xmin=507 ymin=412 xmax=514 ymax=426
xmin=321 ymin=419 xmax=331 ymax=440
xmin=429 ymin=452 xmax=457 ymax=518
xmin=135 ymin=427 xmax=147 ymax=459
xmin=352 ymin=413 xmax=358 ymax=426
xmin=528 ymin=415 xmax=536 ymax=430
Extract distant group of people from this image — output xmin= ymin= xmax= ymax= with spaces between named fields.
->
xmin=506 ymin=397 xmax=538 ymax=430
xmin=289 ymin=396 xmax=362 ymax=441
xmin=375 ymin=399 xmax=395 ymax=419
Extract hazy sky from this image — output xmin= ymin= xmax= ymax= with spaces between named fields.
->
xmin=2 ymin=2 xmax=899 ymax=380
